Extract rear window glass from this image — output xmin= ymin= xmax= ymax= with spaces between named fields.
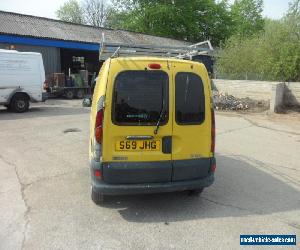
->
xmin=113 ymin=71 xmax=169 ymax=125
xmin=175 ymin=72 xmax=205 ymax=125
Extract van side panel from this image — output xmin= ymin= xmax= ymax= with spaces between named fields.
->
xmin=89 ymin=59 xmax=111 ymax=161
xmin=0 ymin=51 xmax=45 ymax=103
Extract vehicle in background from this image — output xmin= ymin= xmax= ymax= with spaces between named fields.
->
xmin=44 ymin=55 xmax=97 ymax=99
xmin=44 ymin=71 xmax=95 ymax=99
xmin=0 ymin=49 xmax=47 ymax=113
xmin=86 ymin=57 xmax=216 ymax=204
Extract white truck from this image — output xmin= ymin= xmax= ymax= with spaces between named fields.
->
xmin=0 ymin=49 xmax=47 ymax=112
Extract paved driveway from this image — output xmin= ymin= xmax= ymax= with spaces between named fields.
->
xmin=0 ymin=100 xmax=299 ymax=250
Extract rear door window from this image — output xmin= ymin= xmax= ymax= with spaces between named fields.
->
xmin=113 ymin=71 xmax=169 ymax=125
xmin=175 ymin=72 xmax=205 ymax=125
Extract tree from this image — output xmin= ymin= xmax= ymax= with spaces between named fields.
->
xmin=105 ymin=0 xmax=234 ymax=46
xmin=83 ymin=0 xmax=109 ymax=27
xmin=56 ymin=0 xmax=85 ymax=24
xmin=231 ymin=0 xmax=264 ymax=37
xmin=285 ymin=0 xmax=300 ymax=39
xmin=216 ymin=5 xmax=300 ymax=82
xmin=56 ymin=0 xmax=109 ymax=27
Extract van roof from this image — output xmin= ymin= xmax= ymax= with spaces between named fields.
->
xmin=110 ymin=56 xmax=203 ymax=65
xmin=0 ymin=49 xmax=42 ymax=56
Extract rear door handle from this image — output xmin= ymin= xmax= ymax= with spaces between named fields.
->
xmin=126 ymin=135 xmax=154 ymax=140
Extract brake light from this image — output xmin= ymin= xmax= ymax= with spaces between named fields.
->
xmin=211 ymin=108 xmax=215 ymax=154
xmin=148 ymin=63 xmax=161 ymax=69
xmin=95 ymin=108 xmax=104 ymax=144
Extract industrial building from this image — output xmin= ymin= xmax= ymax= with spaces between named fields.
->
xmin=0 ymin=11 xmax=191 ymax=79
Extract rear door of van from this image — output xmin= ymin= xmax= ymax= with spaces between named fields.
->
xmin=102 ymin=58 xmax=173 ymax=184
xmin=171 ymin=61 xmax=212 ymax=181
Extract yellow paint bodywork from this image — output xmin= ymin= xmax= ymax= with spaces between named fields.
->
xmin=89 ymin=57 xmax=212 ymax=163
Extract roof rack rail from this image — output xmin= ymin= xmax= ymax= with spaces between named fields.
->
xmin=99 ymin=33 xmax=213 ymax=61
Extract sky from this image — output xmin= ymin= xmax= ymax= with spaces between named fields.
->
xmin=0 ymin=0 xmax=291 ymax=20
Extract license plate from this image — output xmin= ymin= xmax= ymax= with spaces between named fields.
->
xmin=116 ymin=140 xmax=160 ymax=151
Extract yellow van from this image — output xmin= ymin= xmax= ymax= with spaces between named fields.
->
xmin=87 ymin=56 xmax=216 ymax=204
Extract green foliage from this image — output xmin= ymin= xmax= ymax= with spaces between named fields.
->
xmin=56 ymin=0 xmax=299 ymax=82
xmin=231 ymin=0 xmax=264 ymax=37
xmin=57 ymin=0 xmax=265 ymax=47
xmin=56 ymin=0 xmax=84 ymax=24
xmin=106 ymin=0 xmax=233 ymax=46
xmin=216 ymin=0 xmax=300 ymax=82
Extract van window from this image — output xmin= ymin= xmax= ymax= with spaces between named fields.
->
xmin=175 ymin=72 xmax=205 ymax=125
xmin=113 ymin=71 xmax=169 ymax=125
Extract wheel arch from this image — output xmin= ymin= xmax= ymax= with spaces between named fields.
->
xmin=7 ymin=88 xmax=31 ymax=104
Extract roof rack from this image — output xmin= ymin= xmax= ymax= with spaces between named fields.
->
xmin=99 ymin=33 xmax=213 ymax=61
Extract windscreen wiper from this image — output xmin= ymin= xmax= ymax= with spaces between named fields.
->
xmin=154 ymin=83 xmax=166 ymax=135
xmin=154 ymin=107 xmax=165 ymax=135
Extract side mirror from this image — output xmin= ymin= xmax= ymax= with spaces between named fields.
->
xmin=82 ymin=97 xmax=92 ymax=107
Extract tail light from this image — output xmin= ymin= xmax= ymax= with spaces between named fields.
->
xmin=43 ymin=80 xmax=49 ymax=90
xmin=211 ymin=108 xmax=215 ymax=154
xmin=211 ymin=162 xmax=216 ymax=172
xmin=95 ymin=108 xmax=104 ymax=144
xmin=94 ymin=170 xmax=102 ymax=178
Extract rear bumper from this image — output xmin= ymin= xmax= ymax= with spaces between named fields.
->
xmin=92 ymin=173 xmax=214 ymax=195
xmin=90 ymin=157 xmax=215 ymax=195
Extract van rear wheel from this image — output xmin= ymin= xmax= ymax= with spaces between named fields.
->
xmin=91 ymin=188 xmax=105 ymax=205
xmin=10 ymin=93 xmax=30 ymax=113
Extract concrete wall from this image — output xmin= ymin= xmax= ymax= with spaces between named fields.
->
xmin=213 ymin=79 xmax=300 ymax=113
xmin=213 ymin=79 xmax=279 ymax=101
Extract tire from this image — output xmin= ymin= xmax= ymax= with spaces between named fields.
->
xmin=10 ymin=93 xmax=30 ymax=113
xmin=91 ymin=188 xmax=105 ymax=205
xmin=188 ymin=188 xmax=204 ymax=196
xmin=65 ymin=89 xmax=74 ymax=99
xmin=76 ymin=89 xmax=84 ymax=99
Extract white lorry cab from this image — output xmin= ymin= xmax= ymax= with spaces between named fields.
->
xmin=0 ymin=49 xmax=47 ymax=112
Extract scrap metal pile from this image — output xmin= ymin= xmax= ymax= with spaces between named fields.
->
xmin=213 ymin=92 xmax=269 ymax=111
xmin=213 ymin=92 xmax=249 ymax=110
